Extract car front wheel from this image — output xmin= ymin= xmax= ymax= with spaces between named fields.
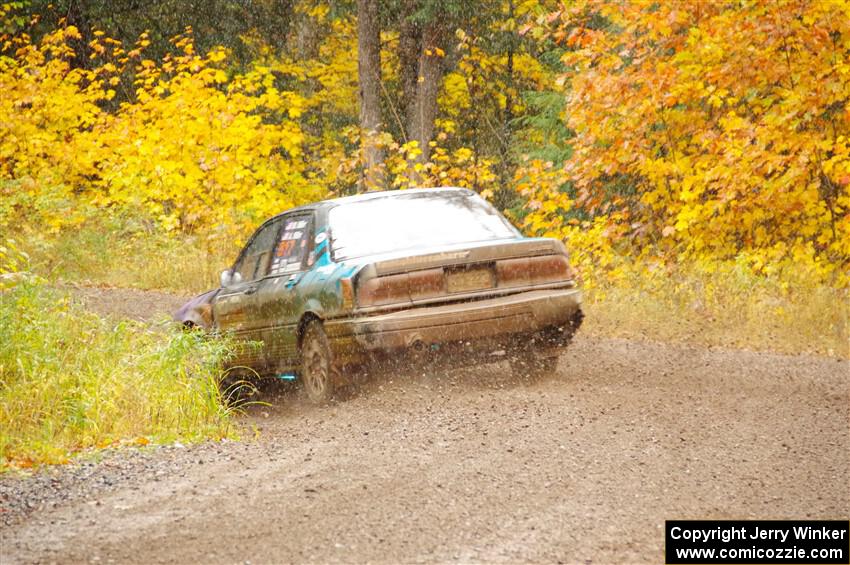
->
xmin=300 ymin=320 xmax=337 ymax=403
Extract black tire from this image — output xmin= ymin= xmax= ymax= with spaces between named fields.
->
xmin=300 ymin=319 xmax=337 ymax=403
xmin=509 ymin=352 xmax=559 ymax=380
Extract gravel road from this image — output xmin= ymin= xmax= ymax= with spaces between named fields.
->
xmin=1 ymin=288 xmax=848 ymax=564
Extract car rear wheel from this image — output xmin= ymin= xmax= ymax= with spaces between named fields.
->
xmin=510 ymin=352 xmax=559 ymax=380
xmin=300 ymin=319 xmax=337 ymax=403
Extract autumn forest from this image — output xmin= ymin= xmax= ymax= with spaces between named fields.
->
xmin=1 ymin=1 xmax=849 ymax=465
xmin=2 ymin=6 xmax=849 ymax=560
xmin=2 ymin=0 xmax=846 ymax=274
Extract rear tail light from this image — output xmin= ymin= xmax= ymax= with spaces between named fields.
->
xmin=353 ymin=254 xmax=573 ymax=309
xmin=529 ymin=255 xmax=572 ymax=281
xmin=357 ymin=273 xmax=410 ymax=307
xmin=356 ymin=268 xmax=446 ymax=307
xmin=407 ymin=268 xmax=445 ymax=300
xmin=496 ymin=255 xmax=574 ymax=287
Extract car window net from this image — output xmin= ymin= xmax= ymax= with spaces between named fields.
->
xmin=269 ymin=217 xmax=311 ymax=275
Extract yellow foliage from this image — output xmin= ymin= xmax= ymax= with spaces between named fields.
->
xmin=0 ymin=27 xmax=106 ymax=232
xmin=382 ymin=136 xmax=499 ymax=194
xmin=1 ymin=27 xmax=324 ymax=237
xmin=255 ymin=16 xmax=360 ymax=194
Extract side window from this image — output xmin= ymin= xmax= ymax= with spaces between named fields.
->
xmin=233 ymin=219 xmax=282 ymax=282
xmin=269 ymin=216 xmax=312 ymax=276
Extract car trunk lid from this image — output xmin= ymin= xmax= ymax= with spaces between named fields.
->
xmin=353 ymin=238 xmax=576 ymax=310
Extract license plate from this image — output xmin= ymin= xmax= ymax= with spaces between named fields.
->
xmin=447 ymin=267 xmax=494 ymax=293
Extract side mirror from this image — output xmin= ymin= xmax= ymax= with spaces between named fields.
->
xmin=221 ymin=269 xmax=242 ymax=288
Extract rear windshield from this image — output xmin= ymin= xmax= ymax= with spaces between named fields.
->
xmin=329 ymin=190 xmax=519 ymax=261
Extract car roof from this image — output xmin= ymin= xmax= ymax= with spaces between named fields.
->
xmin=277 ymin=186 xmax=475 ymax=217
xmin=239 ymin=187 xmax=487 ymax=264
xmin=324 ymin=186 xmax=474 ymax=206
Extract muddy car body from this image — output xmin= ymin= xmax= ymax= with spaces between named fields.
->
xmin=175 ymin=188 xmax=583 ymax=401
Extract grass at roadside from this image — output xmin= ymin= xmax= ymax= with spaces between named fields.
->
xmin=581 ymin=261 xmax=848 ymax=358
xmin=19 ymin=218 xmax=236 ymax=294
xmin=0 ymin=278 xmax=235 ymax=470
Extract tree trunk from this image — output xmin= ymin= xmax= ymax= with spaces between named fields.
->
xmin=357 ymin=0 xmax=385 ymax=191
xmin=295 ymin=4 xmax=320 ymax=60
xmin=268 ymin=0 xmax=295 ymax=50
xmin=495 ymin=0 xmax=516 ymax=209
xmin=398 ymin=1 xmax=421 ymax=142
xmin=408 ymin=17 xmax=447 ymax=165
xmin=65 ymin=0 xmax=94 ymax=69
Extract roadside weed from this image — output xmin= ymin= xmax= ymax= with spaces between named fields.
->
xmin=0 ymin=279 xmax=235 ymax=469
xmin=583 ymin=257 xmax=848 ymax=358
xmin=18 ymin=218 xmax=235 ymax=294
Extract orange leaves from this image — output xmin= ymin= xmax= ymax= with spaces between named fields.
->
xmin=564 ymin=26 xmax=598 ymax=49
xmin=534 ymin=0 xmax=850 ymax=282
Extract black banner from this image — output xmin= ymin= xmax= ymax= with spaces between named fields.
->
xmin=666 ymin=520 xmax=849 ymax=564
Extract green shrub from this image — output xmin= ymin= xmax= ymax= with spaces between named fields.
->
xmin=0 ymin=279 xmax=234 ymax=468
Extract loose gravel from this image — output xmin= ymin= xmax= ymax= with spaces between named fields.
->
xmin=2 ymin=332 xmax=847 ymax=564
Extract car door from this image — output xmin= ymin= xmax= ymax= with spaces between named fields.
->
xmin=254 ymin=212 xmax=315 ymax=372
xmin=214 ymin=217 xmax=283 ymax=370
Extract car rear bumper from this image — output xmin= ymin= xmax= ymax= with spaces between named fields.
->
xmin=325 ymin=288 xmax=583 ymax=363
